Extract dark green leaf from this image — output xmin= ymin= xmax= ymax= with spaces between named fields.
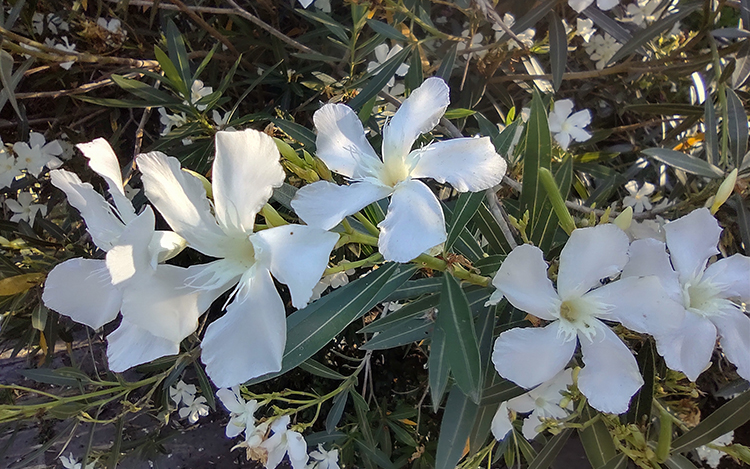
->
xmin=193 ymin=359 xmax=215 ymax=411
xmin=299 ymin=359 xmax=346 ymax=380
xmin=326 ymin=389 xmax=349 ymax=433
xmin=520 ymin=90 xmax=552 ymax=230
xmin=705 ymin=96 xmax=719 ymax=166
xmin=474 ymin=255 xmax=505 ymax=276
xmin=382 ymin=277 xmax=441 ymax=302
xmin=21 ymin=367 xmax=92 ymax=386
xmin=153 ymin=46 xmax=187 ymax=97
xmin=599 ymin=454 xmax=629 ymax=469
xmin=366 ymin=19 xmax=408 ymax=41
xmin=404 ymin=47 xmax=423 ymax=92
xmin=627 ymin=339 xmax=655 ymax=425
xmin=582 ymin=6 xmax=633 ymax=44
xmin=664 ymin=454 xmax=700 ymax=469
xmin=446 ymin=192 xmax=485 ymax=252
xmin=348 ymin=45 xmax=412 ymax=110
xmin=443 ymin=108 xmax=476 ymax=119
xmin=360 ymin=294 xmax=438 ymax=333
xmin=732 ymin=193 xmax=750 ymax=255
xmin=624 ymin=103 xmax=705 ymax=116
xmin=111 ymin=75 xmax=183 ymax=106
xmin=296 ymin=9 xmax=350 ymax=43
xmin=354 ymin=439 xmax=397 ymax=469
xmin=166 ymin=20 xmax=192 ymax=89
xmin=479 ymin=379 xmax=526 ymax=406
xmin=437 ymin=274 xmax=482 ymax=403
xmin=547 ymin=11 xmax=567 ymax=91
xmin=473 ymin=203 xmax=512 ymax=255
xmin=726 ymin=88 xmax=748 ymax=168
xmin=528 ymin=428 xmax=573 ymax=469
xmin=435 ymin=386 xmax=479 ymax=469
xmin=579 ymin=406 xmax=617 ymax=468
xmin=436 ymin=44 xmax=457 ymax=82
xmin=642 ymin=148 xmax=723 ymax=178
xmin=429 ymin=326 xmax=450 ymax=412
xmin=671 ymin=389 xmax=750 ymax=453
xmin=271 ymin=118 xmax=317 ymax=150
xmin=361 ymin=321 xmax=431 ymax=350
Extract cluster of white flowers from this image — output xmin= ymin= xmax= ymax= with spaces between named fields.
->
xmin=217 ymin=387 xmax=340 ymax=469
xmin=493 ymin=14 xmax=535 ymax=50
xmin=297 ymin=0 xmax=332 ymax=13
xmin=488 ymin=208 xmax=750 ymax=414
xmin=366 ymin=44 xmax=409 ymax=96
xmin=170 ymin=379 xmax=210 ymax=424
xmin=585 ymin=33 xmax=622 ymax=69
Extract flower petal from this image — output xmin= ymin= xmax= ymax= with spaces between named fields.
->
xmin=656 ymin=312 xmax=716 ymax=381
xmin=42 ymin=258 xmax=121 ymax=329
xmin=492 ymin=244 xmax=560 ymax=320
xmin=252 ymin=224 xmax=339 ymax=308
xmin=410 ymin=137 xmax=507 ymax=192
xmin=105 ymin=206 xmax=156 ymax=287
xmin=566 ymin=109 xmax=592 ymax=128
xmin=106 ymin=320 xmax=179 ymax=372
xmin=585 ymin=276 xmax=684 ymax=338
xmin=712 ymin=310 xmax=750 ymax=381
xmin=291 ymin=180 xmax=392 ymax=230
xmin=382 ymin=77 xmax=449 ymax=165
xmin=663 ymin=208 xmax=722 ymax=280
xmin=313 ymin=104 xmax=381 ymax=179
xmin=76 ymin=138 xmax=136 ymax=224
xmin=212 ymin=130 xmax=285 ymax=236
xmin=492 ymin=322 xmax=576 ymax=389
xmin=137 ymin=151 xmax=228 ymax=258
xmin=577 ymin=323 xmax=643 ymax=414
xmin=377 ymin=179 xmax=446 ymax=262
xmin=201 ymin=268 xmax=286 ymax=387
xmin=622 ymin=238 xmax=682 ymax=300
xmin=703 ymin=254 xmax=750 ymax=301
xmin=49 ymin=169 xmax=124 ymax=251
xmin=491 ymin=402 xmax=513 ymax=441
xmin=558 ymin=224 xmax=630 ymax=298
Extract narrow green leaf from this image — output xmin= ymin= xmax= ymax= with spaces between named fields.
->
xmin=436 ymin=44 xmax=457 ymax=82
xmin=599 ymin=454 xmax=629 ymax=469
xmin=153 ymin=46 xmax=187 ymax=97
xmin=435 ymin=386 xmax=479 ymax=469
xmin=627 ymin=339 xmax=655 ymax=425
xmin=609 ymin=4 xmax=701 ymax=65
xmin=479 ymin=379 xmax=526 ymax=406
xmin=732 ymin=193 xmax=750 ymax=255
xmin=111 ymin=75 xmax=183 ymax=105
xmin=443 ymin=108 xmax=476 ymax=119
xmin=520 ymin=90 xmax=552 ymax=229
xmin=296 ymin=9 xmax=350 ymax=43
xmin=474 ymin=255 xmax=505 ymax=276
xmin=437 ymin=274 xmax=482 ymax=403
xmin=446 ymin=191 xmax=485 ymax=252
xmin=726 ymin=88 xmax=748 ymax=168
xmin=0 ymin=51 xmax=21 ymax=119
xmin=166 ymin=20 xmax=192 ymax=89
xmin=538 ymin=167 xmax=575 ymax=235
xmin=20 ymin=367 xmax=91 ymax=387
xmin=361 ymin=321 xmax=431 ymax=350
xmin=671 ymin=389 xmax=750 ymax=453
xmin=473 ymin=203 xmax=512 ymax=255
xmin=664 ymin=454 xmax=700 ymax=469
xmin=547 ymin=11 xmax=567 ymax=91
xmin=429 ymin=326 xmax=450 ymax=412
xmin=705 ymin=96 xmax=719 ymax=166
xmin=193 ymin=359 xmax=216 ymax=411
xmin=271 ymin=118 xmax=317 ymax=150
xmin=348 ymin=45 xmax=412 ymax=110
xmin=354 ymin=439 xmax=397 ymax=469
xmin=579 ymin=406 xmax=617 ymax=468
xmin=299 ymin=358 xmax=346 ymax=380
xmin=642 ymin=148 xmax=723 ymax=178
xmin=532 ymin=157 xmax=573 ymax=252
xmin=193 ymin=43 xmax=218 ymax=81
xmin=326 ymin=389 xmax=349 ymax=433
xmin=624 ymin=103 xmax=704 ymax=116
xmin=404 ymin=47 xmax=423 ymax=92
xmin=382 ymin=277 xmax=441 ymax=302
xmin=360 ymin=294 xmax=438 ymax=333
xmin=582 ymin=6 xmax=633 ymax=44
xmin=528 ymin=428 xmax=573 ymax=469
xmin=366 ymin=19 xmax=408 ymax=41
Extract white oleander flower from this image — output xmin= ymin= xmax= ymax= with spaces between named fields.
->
xmin=585 ymin=33 xmax=621 ymax=69
xmin=291 ymin=77 xmax=507 ymax=263
xmin=158 ymin=108 xmax=188 ymax=135
xmin=13 ymin=132 xmax=63 ymax=177
xmin=622 ymin=208 xmax=750 ymax=382
xmin=491 ymin=369 xmax=573 ymax=441
xmin=32 ymin=13 xmax=69 ymax=35
xmin=6 ymin=191 xmax=46 ymax=227
xmin=170 ymin=380 xmax=197 ymax=406
xmin=548 ymin=99 xmax=592 ymax=150
xmin=42 ymin=139 xmax=189 ymax=372
xmin=179 ymin=395 xmax=210 ymax=424
xmin=488 ymin=224 xmax=683 ymax=414
xmin=569 ymin=0 xmax=619 ymax=13
xmin=217 ymin=386 xmax=261 ymax=438
xmin=366 ymin=44 xmax=410 ymax=89
xmin=136 ymin=129 xmax=338 ymax=387
xmin=261 ymin=416 xmax=308 ymax=469
xmin=306 ymin=444 xmax=340 ymax=469
xmin=97 ymin=17 xmax=127 ymax=37
xmin=59 ymin=453 xmax=94 ymax=469
xmin=44 ymin=37 xmax=76 ymax=69
xmin=622 ymin=181 xmax=655 ymax=213
xmin=695 ymin=431 xmax=734 ymax=469
xmin=493 ymin=14 xmax=535 ymax=50
xmin=623 ymin=0 xmax=666 ymax=27
xmin=576 ymin=18 xmax=596 ymax=42
xmin=457 ymin=30 xmax=487 ymax=59
xmin=189 ymin=80 xmax=213 ymax=111
xmin=0 ymin=144 xmax=22 ymax=189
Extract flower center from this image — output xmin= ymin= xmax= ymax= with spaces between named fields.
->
xmin=379 ymin=157 xmax=411 ymax=187
xmin=682 ymin=276 xmax=733 ymax=318
xmin=556 ymin=296 xmax=607 ymax=342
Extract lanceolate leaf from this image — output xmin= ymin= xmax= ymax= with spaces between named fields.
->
xmin=726 ymin=88 xmax=748 ymax=167
xmin=166 ymin=20 xmax=192 ymax=90
xmin=671 ymin=389 xmax=750 ymax=453
xmin=642 ymin=148 xmax=723 ymax=178
xmin=473 ymin=203 xmax=513 ymax=255
xmin=436 ymin=274 xmax=482 ymax=403
xmin=528 ymin=428 xmax=574 ymax=469
xmin=599 ymin=454 xmax=629 ymax=469
xmin=271 ymin=118 xmax=317 ymax=150
xmin=579 ymin=406 xmax=617 ymax=468
xmin=429 ymin=326 xmax=450 ymax=412
xmin=366 ymin=19 xmax=408 ymax=41
xmin=435 ymin=386 xmax=479 ymax=469
xmin=704 ymin=96 xmax=719 ymax=166
xmin=436 ymin=43 xmax=457 ymax=82
xmin=664 ymin=454 xmax=701 ymax=469
xmin=627 ymin=339 xmax=656 ymax=425
xmin=348 ymin=45 xmax=412 ymax=110
xmin=548 ymin=11 xmax=567 ymax=92
xmin=520 ymin=90 xmax=552 ymax=229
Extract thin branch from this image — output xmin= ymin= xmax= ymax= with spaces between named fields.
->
xmin=168 ymin=0 xmax=238 ymax=55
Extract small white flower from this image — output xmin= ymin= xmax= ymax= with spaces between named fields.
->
xmin=97 ymin=17 xmax=127 ymax=36
xmin=310 ymin=269 xmax=353 ymax=301
xmin=45 ymin=37 xmax=76 ymax=70
xmin=622 ymin=181 xmax=655 ymax=213
xmin=0 ymin=144 xmax=22 ymax=189
xmin=211 ymin=110 xmax=235 ymax=130
xmin=158 ymin=108 xmax=188 ymax=135
xmin=261 ymin=416 xmax=309 ymax=469
xmin=576 ymin=18 xmax=596 ymax=43
xmin=33 ymin=13 xmax=68 ymax=36
xmin=623 ymin=0 xmax=665 ymax=27
xmin=585 ymin=33 xmax=621 ymax=69
xmin=6 ymin=191 xmax=47 ymax=227
xmin=189 ymin=80 xmax=213 ymax=110
xmin=217 ymin=386 xmax=261 ymax=438
xmin=59 ymin=453 xmax=94 ymax=469
xmin=179 ymin=395 xmax=210 ymax=424
xmin=169 ymin=379 xmax=197 ymax=406
xmin=13 ymin=132 xmax=63 ymax=178
xmin=548 ymin=99 xmax=592 ymax=150
xmin=695 ymin=431 xmax=734 ymax=469
xmin=306 ymin=444 xmax=340 ymax=469
xmin=493 ymin=14 xmax=535 ymax=50
xmin=568 ymin=0 xmax=620 ymax=13
xmin=457 ymin=30 xmax=487 ymax=59
xmin=367 ymin=44 xmax=409 ymax=90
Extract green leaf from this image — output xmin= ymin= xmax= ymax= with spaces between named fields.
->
xmin=111 ymin=75 xmax=183 ymax=106
xmin=361 ymin=321 xmax=431 ymax=350
xmin=271 ymin=118 xmax=317 ymax=150
xmin=479 ymin=379 xmax=526 ymax=406
xmin=520 ymin=90 xmax=552 ymax=230
xmin=627 ymin=339 xmax=656 ymax=425
xmin=166 ymin=20 xmax=193 ymax=90
xmin=435 ymin=386 xmax=479 ymax=469
xmin=642 ymin=148 xmax=723 ymax=178
xmin=583 ymin=6 xmax=633 ymax=44
xmin=532 ymin=157 xmax=573 ymax=251
xmin=671 ymin=389 xmax=750 ymax=453
xmin=436 ymin=44 xmax=457 ymax=82
xmin=366 ymin=19 xmax=408 ymax=41
xmin=299 ymin=358 xmax=346 ymax=380
xmin=326 ymin=389 xmax=349 ymax=433
xmin=528 ymin=428 xmax=573 ymax=469
xmin=354 ymin=439 xmax=397 ymax=469
xmin=732 ymin=193 xmax=750 ymax=255
xmin=473 ymin=203 xmax=512 ymax=255
xmin=21 ymin=367 xmax=92 ymax=387
xmin=608 ymin=4 xmax=701 ymax=65
xmin=726 ymin=88 xmax=748 ymax=168
xmin=705 ymin=96 xmax=719 ymax=166
xmin=624 ymin=103 xmax=704 ymax=116
xmin=446 ymin=191 xmax=485 ymax=252
xmin=599 ymin=454 xmax=629 ymax=469
xmin=382 ymin=277 xmax=441 ymax=302
xmin=360 ymin=294 xmax=438 ymax=333
xmin=579 ymin=406 xmax=617 ymax=468
xmin=0 ymin=50 xmax=21 ymax=119
xmin=348 ymin=45 xmax=412 ymax=110
xmin=404 ymin=47 xmax=423 ymax=92
xmin=664 ymin=454 xmax=700 ymax=469
xmin=296 ymin=9 xmax=350 ymax=43
xmin=154 ymin=46 xmax=187 ymax=97
xmin=443 ymin=108 xmax=476 ymax=119
xmin=437 ymin=274 xmax=482 ymax=403
xmin=547 ymin=11 xmax=567 ymax=92
xmin=429 ymin=326 xmax=450 ymax=412
xmin=474 ymin=255 xmax=505 ymax=276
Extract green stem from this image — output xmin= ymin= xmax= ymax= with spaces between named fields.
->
xmin=655 ymin=406 xmax=673 ymax=462
xmin=323 ymin=253 xmax=383 ymax=276
xmin=413 ymin=255 xmax=491 ymax=287
xmin=354 ymin=212 xmax=380 ymax=236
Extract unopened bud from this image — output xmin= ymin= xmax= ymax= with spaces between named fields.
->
xmin=711 ymin=168 xmax=737 ymax=214
xmin=613 ymin=206 xmax=633 ymax=231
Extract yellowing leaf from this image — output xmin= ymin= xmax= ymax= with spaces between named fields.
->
xmin=0 ymin=273 xmax=45 ymax=296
